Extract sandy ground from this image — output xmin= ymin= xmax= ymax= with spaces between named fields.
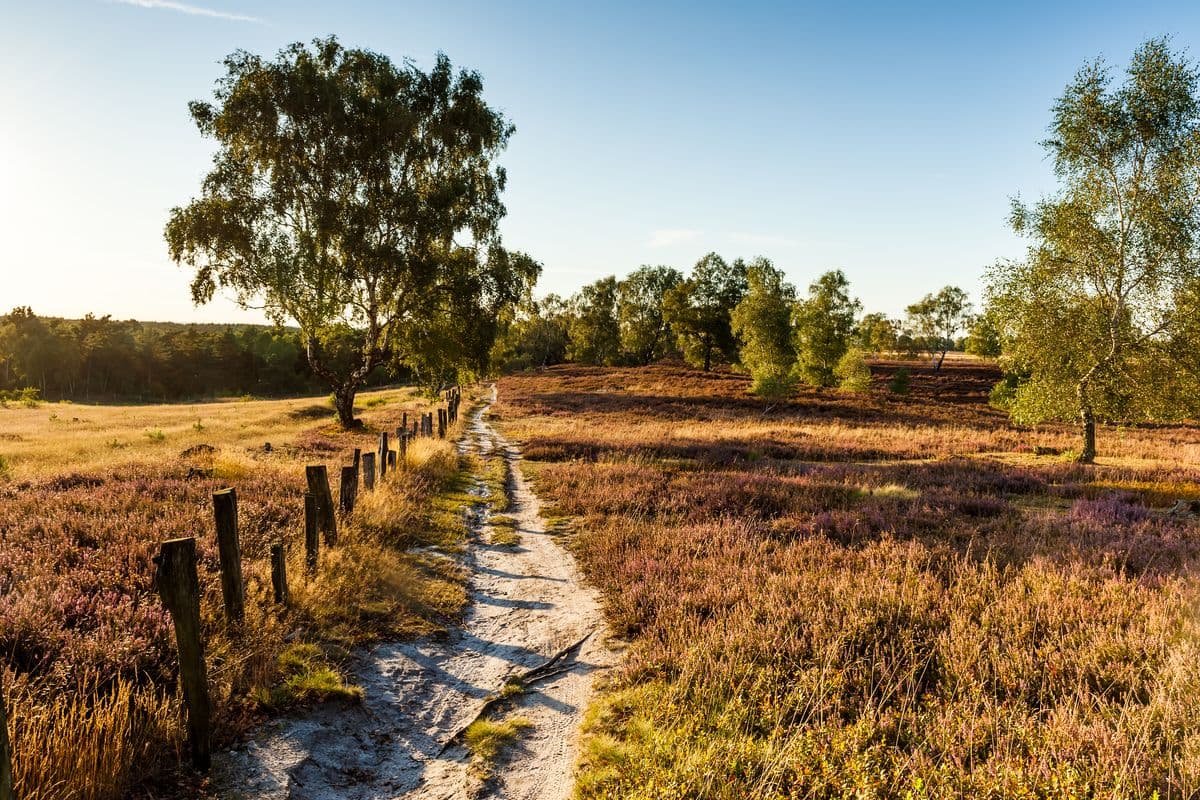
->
xmin=212 ymin=388 xmax=617 ymax=799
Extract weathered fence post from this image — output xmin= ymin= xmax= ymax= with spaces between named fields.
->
xmin=211 ymin=488 xmax=244 ymax=626
xmin=438 ymin=408 xmax=446 ymax=438
xmin=270 ymin=541 xmax=288 ymax=605
xmin=362 ymin=452 xmax=376 ymax=491
xmin=402 ymin=411 xmax=408 ymax=432
xmin=399 ymin=431 xmax=407 ymax=464
xmin=387 ymin=449 xmax=396 ymax=468
xmin=304 ymin=466 xmax=338 ymax=545
xmin=154 ymin=537 xmax=212 ymax=771
xmin=378 ymin=432 xmax=389 ymax=479
xmin=352 ymin=448 xmax=361 ymax=470
xmin=0 ymin=673 xmax=12 ymax=800
xmin=304 ymin=493 xmax=319 ymax=573
xmin=339 ymin=465 xmax=357 ymax=514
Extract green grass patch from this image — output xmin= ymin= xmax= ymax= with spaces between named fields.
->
xmin=499 ymin=675 xmax=526 ymax=700
xmin=464 ymin=716 xmax=532 ymax=778
xmin=482 ymin=453 xmax=513 ymax=513
xmin=252 ymin=643 xmax=362 ymax=710
xmin=490 ymin=515 xmax=521 ymax=547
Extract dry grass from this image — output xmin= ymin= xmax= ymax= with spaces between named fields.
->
xmin=0 ymin=385 xmax=477 ymax=799
xmin=0 ymin=387 xmax=430 ymax=480
xmin=496 ymin=363 xmax=1200 ymax=798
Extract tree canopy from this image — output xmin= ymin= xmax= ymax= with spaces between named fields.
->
xmin=166 ymin=37 xmax=538 ymax=426
xmin=616 ymin=266 xmax=683 ymax=365
xmin=988 ymin=38 xmax=1200 ymax=462
xmin=663 ymin=253 xmax=748 ymax=371
xmin=793 ymin=270 xmax=861 ymax=387
xmin=730 ymin=259 xmax=796 ymax=396
xmin=904 ymin=286 xmax=971 ymax=371
xmin=567 ymin=277 xmax=622 ymax=366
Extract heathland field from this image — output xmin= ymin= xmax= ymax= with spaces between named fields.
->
xmin=0 ymin=387 xmax=478 ymax=799
xmin=494 ymin=360 xmax=1200 ymax=798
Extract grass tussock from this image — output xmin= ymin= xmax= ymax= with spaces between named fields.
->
xmin=251 ymin=643 xmax=362 ymax=709
xmin=496 ymin=363 xmax=1200 ymax=799
xmin=5 ymin=673 xmax=181 ymax=800
xmin=464 ymin=716 xmax=532 ymax=778
xmin=0 ymin=386 xmax=478 ymax=798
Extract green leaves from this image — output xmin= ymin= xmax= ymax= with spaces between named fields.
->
xmin=166 ymin=37 xmax=536 ymax=423
xmin=793 ymin=270 xmax=861 ymax=387
xmin=990 ymin=39 xmax=1200 ymax=457
xmin=904 ymin=286 xmax=971 ymax=371
xmin=663 ymin=253 xmax=748 ymax=371
xmin=730 ymin=259 xmax=796 ymax=395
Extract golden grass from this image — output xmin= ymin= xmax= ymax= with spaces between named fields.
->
xmin=0 ymin=386 xmax=437 ymax=480
xmin=5 ymin=673 xmax=181 ymax=800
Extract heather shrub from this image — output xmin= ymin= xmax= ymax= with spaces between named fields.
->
xmin=0 ymin=391 xmax=477 ymax=798
xmin=888 ymin=366 xmax=910 ymax=394
xmin=497 ymin=365 xmax=1200 ymax=799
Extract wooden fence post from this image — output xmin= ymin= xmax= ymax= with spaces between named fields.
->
xmin=438 ymin=408 xmax=446 ymax=438
xmin=399 ymin=431 xmax=407 ymax=464
xmin=270 ymin=541 xmax=288 ymax=604
xmin=304 ymin=493 xmax=319 ymax=573
xmin=304 ymin=466 xmax=338 ymax=545
xmin=378 ymin=432 xmax=389 ymax=479
xmin=0 ymin=673 xmax=12 ymax=800
xmin=402 ymin=411 xmax=408 ymax=432
xmin=339 ymin=465 xmax=357 ymax=514
xmin=211 ymin=488 xmax=244 ymax=626
xmin=362 ymin=452 xmax=376 ymax=491
xmin=352 ymin=448 xmax=361 ymax=470
xmin=154 ymin=537 xmax=211 ymax=771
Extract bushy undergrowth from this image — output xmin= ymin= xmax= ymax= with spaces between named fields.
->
xmin=497 ymin=364 xmax=1200 ymax=798
xmin=0 ymin=394 xmax=474 ymax=799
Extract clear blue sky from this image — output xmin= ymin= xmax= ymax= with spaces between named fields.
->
xmin=2 ymin=1 xmax=1198 ymax=324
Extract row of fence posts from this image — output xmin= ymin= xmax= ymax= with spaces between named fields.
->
xmin=0 ymin=391 xmax=464 ymax=794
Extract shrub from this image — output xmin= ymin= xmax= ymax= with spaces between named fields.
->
xmin=0 ymin=387 xmax=41 ymax=408
xmin=888 ymin=367 xmax=910 ymax=394
xmin=989 ymin=373 xmax=1020 ymax=409
xmin=834 ymin=347 xmax=872 ymax=392
xmin=749 ymin=372 xmax=796 ymax=400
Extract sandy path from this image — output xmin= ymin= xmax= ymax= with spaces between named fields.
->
xmin=212 ymin=388 xmax=615 ymax=799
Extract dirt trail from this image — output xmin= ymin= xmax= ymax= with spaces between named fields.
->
xmin=213 ymin=387 xmax=616 ymax=799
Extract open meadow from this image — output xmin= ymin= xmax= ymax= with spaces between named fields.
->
xmin=493 ymin=359 xmax=1200 ymax=798
xmin=0 ymin=387 xmax=479 ymax=799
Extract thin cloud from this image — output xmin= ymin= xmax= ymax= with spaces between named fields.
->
xmin=109 ymin=0 xmax=263 ymax=23
xmin=728 ymin=232 xmax=800 ymax=248
xmin=648 ymin=228 xmax=702 ymax=248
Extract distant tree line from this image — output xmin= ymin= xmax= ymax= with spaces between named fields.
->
xmin=492 ymin=253 xmax=979 ymax=397
xmin=0 ymin=307 xmax=401 ymax=401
